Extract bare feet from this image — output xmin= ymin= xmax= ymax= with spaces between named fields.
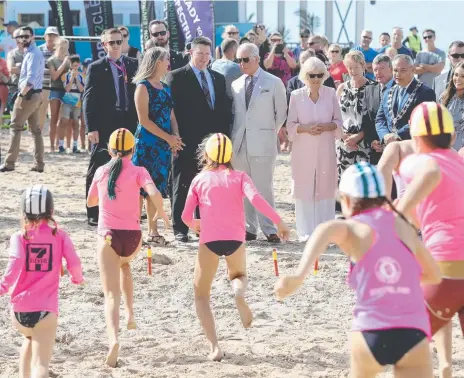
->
xmin=105 ymin=342 xmax=120 ymax=368
xmin=208 ymin=345 xmax=224 ymax=362
xmin=235 ymin=295 xmax=253 ymax=328
xmin=127 ymin=321 xmax=137 ymax=330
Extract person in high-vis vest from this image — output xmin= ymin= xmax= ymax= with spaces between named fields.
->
xmin=403 ymin=26 xmax=422 ymax=58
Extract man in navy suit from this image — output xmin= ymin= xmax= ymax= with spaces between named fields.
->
xmin=376 ymin=54 xmax=436 ymax=144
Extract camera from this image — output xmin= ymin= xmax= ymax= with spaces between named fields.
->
xmin=275 ymin=43 xmax=286 ymax=54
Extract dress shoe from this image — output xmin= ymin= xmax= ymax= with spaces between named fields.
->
xmin=0 ymin=165 xmax=14 ymax=172
xmin=245 ymin=231 xmax=257 ymax=241
xmin=175 ymin=233 xmax=189 ymax=243
xmin=266 ymin=234 xmax=281 ymax=243
xmin=30 ymin=167 xmax=44 ymax=173
xmin=87 ymin=218 xmax=98 ymax=227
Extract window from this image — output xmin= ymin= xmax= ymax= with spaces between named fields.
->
xmin=48 ymin=10 xmax=80 ymax=26
xmin=129 ymin=13 xmax=139 ymax=26
xmin=19 ymin=13 xmax=45 ymax=27
xmin=113 ymin=13 xmax=123 ymax=26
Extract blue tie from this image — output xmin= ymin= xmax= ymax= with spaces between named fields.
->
xmin=397 ymin=87 xmax=406 ymax=111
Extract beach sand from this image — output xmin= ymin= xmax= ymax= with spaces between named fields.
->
xmin=0 ymin=130 xmax=463 ymax=377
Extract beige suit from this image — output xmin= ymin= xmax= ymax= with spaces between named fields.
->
xmin=231 ymin=68 xmax=287 ymax=236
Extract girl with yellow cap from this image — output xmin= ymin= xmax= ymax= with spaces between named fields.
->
xmin=181 ymin=133 xmax=290 ymax=361
xmin=87 ymin=128 xmax=169 ymax=368
xmin=395 ymin=102 xmax=464 ymax=378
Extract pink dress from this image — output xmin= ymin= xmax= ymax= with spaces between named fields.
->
xmin=287 ymin=85 xmax=343 ymax=240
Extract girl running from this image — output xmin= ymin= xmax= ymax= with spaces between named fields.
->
xmin=396 ymin=102 xmax=464 ymax=378
xmin=275 ymin=161 xmax=441 ymax=378
xmin=87 ymin=128 xmax=169 ymax=368
xmin=0 ymin=185 xmax=83 ymax=378
xmin=181 ymin=133 xmax=290 ymax=362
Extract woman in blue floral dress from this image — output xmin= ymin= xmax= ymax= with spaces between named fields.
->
xmin=132 ymin=47 xmax=184 ymax=245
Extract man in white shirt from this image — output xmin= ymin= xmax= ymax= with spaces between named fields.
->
xmin=0 ymin=21 xmax=19 ymax=58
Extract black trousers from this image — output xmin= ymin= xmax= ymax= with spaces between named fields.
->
xmin=171 ymin=153 xmax=200 ymax=235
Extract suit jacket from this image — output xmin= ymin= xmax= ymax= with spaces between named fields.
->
xmin=170 ymin=49 xmax=189 ymax=71
xmin=375 ymin=79 xmax=436 ymax=141
xmin=432 ymin=70 xmax=451 ymax=102
xmin=83 ymin=55 xmax=138 ymax=139
xmin=231 ymin=69 xmax=287 ymax=157
xmin=165 ymin=63 xmax=231 ymax=163
xmin=286 ymin=75 xmax=335 ymax=104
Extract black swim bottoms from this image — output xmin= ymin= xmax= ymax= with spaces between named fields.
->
xmin=14 ymin=311 xmax=50 ymax=328
xmin=362 ymin=328 xmax=427 ymax=366
xmin=205 ymin=240 xmax=243 ymax=257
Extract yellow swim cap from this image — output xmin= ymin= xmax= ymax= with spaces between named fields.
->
xmin=109 ymin=128 xmax=135 ymax=152
xmin=410 ymin=102 xmax=454 ymax=137
xmin=205 ymin=133 xmax=233 ymax=164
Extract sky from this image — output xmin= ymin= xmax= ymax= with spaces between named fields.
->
xmin=244 ymin=0 xmax=463 ymax=51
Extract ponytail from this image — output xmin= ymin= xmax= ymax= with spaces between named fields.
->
xmin=384 ymin=197 xmax=418 ymax=232
xmin=107 ymin=154 xmax=123 ymax=200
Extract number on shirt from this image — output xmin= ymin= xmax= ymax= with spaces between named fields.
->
xmin=26 ymin=244 xmax=53 ymax=272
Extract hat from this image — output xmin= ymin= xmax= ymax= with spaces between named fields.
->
xmin=21 ymin=185 xmax=54 ymax=217
xmin=205 ymin=133 xmax=233 ymax=164
xmin=339 ymin=162 xmax=386 ymax=199
xmin=410 ymin=102 xmax=454 ymax=137
xmin=44 ymin=26 xmax=59 ymax=36
xmin=410 ymin=26 xmax=418 ymax=31
xmin=109 ymin=128 xmax=135 ymax=152
xmin=300 ymin=28 xmax=311 ymax=36
xmin=4 ymin=21 xmax=19 ymax=27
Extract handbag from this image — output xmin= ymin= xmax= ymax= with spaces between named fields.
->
xmin=62 ymin=92 xmax=79 ymax=107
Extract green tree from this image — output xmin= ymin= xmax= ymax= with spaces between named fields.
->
xmin=294 ymin=9 xmax=321 ymax=34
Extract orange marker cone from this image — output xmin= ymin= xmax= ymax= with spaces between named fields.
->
xmin=272 ymin=249 xmax=279 ymax=277
xmin=147 ymin=247 xmax=152 ymax=276
xmin=60 ymin=265 xmax=65 ymax=277
xmin=314 ymin=259 xmax=319 ymax=275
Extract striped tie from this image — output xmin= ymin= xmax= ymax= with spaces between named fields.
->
xmin=245 ymin=75 xmax=254 ymax=110
xmin=200 ymin=71 xmax=213 ymax=109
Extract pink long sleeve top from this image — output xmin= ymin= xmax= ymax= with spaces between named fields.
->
xmin=0 ymin=223 xmax=83 ymax=314
xmin=181 ymin=168 xmax=281 ymax=244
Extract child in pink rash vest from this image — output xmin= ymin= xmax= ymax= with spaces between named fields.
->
xmin=0 ymin=185 xmax=83 ymax=377
xmin=181 ymin=133 xmax=290 ymax=362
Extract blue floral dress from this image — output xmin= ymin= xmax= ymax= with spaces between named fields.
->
xmin=132 ymin=80 xmax=174 ymax=198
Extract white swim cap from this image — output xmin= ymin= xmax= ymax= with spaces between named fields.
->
xmin=339 ymin=162 xmax=386 ymax=199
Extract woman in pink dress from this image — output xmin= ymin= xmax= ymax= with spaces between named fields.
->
xmin=287 ymin=57 xmax=343 ymax=241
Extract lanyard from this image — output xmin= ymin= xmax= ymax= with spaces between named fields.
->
xmin=109 ymin=59 xmax=127 ymax=84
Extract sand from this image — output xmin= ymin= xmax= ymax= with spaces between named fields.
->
xmin=0 ymin=130 xmax=463 ymax=378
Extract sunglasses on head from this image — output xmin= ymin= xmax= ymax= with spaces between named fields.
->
xmin=151 ymin=31 xmax=167 ymax=37
xmin=308 ymin=73 xmax=324 ymax=79
xmin=107 ymin=40 xmax=123 ymax=46
xmin=237 ymin=57 xmax=252 ymax=64
xmin=423 ymin=35 xmax=434 ymax=40
xmin=451 ymin=53 xmax=464 ymax=59
xmin=18 ymin=35 xmax=31 ymax=40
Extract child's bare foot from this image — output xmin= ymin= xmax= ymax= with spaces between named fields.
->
xmin=126 ymin=313 xmax=136 ymax=330
xmin=208 ymin=345 xmax=224 ymax=362
xmin=105 ymin=342 xmax=120 ymax=368
xmin=235 ymin=295 xmax=253 ymax=328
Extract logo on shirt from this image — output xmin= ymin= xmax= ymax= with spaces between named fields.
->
xmin=26 ymin=244 xmax=53 ymax=272
xmin=374 ymin=256 xmax=402 ymax=284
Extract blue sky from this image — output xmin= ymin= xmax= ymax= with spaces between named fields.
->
xmin=244 ymin=0 xmax=462 ymax=50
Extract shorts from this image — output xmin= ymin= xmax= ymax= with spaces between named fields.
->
xmin=362 ymin=328 xmax=427 ymax=366
xmin=14 ymin=311 xmax=50 ymax=328
xmin=99 ymin=229 xmax=142 ymax=258
xmin=423 ymin=278 xmax=464 ymax=335
xmin=204 ymin=240 xmax=242 ymax=257
xmin=49 ymin=90 xmax=64 ymax=100
xmin=61 ymin=103 xmax=81 ymax=121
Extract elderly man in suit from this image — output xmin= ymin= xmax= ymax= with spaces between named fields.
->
xmin=362 ymin=54 xmax=395 ymax=164
xmin=231 ymin=43 xmax=287 ymax=243
xmin=433 ymin=40 xmax=464 ymax=101
xmin=376 ymin=54 xmax=436 ymax=145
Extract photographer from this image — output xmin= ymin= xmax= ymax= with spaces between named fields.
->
xmin=263 ymin=32 xmax=296 ymax=86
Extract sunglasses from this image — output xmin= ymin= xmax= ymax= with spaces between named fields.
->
xmin=362 ymin=36 xmax=372 ymax=40
xmin=122 ymin=34 xmax=128 ymax=39
xmin=151 ymin=31 xmax=167 ymax=37
xmin=451 ymin=53 xmax=464 ymax=59
xmin=330 ymin=50 xmax=340 ymax=53
xmin=309 ymin=41 xmax=316 ymax=46
xmin=107 ymin=40 xmax=123 ymax=46
xmin=18 ymin=35 xmax=31 ymax=40
xmin=308 ymin=73 xmax=324 ymax=79
xmin=423 ymin=35 xmax=434 ymax=40
xmin=271 ymin=39 xmax=282 ymax=43
xmin=228 ymin=31 xmax=239 ymax=35
xmin=237 ymin=57 xmax=252 ymax=64
xmin=300 ymin=34 xmax=309 ymax=38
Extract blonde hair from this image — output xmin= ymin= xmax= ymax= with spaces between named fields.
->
xmin=222 ymin=24 xmax=239 ymax=38
xmin=299 ymin=49 xmax=315 ymax=65
xmin=132 ymin=47 xmax=169 ymax=83
xmin=53 ymin=38 xmax=69 ymax=56
xmin=329 ymin=43 xmax=342 ymax=52
xmin=344 ymin=50 xmax=366 ymax=67
xmin=299 ymin=57 xmax=330 ymax=84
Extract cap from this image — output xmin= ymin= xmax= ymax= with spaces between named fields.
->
xmin=44 ymin=26 xmax=59 ymax=36
xmin=300 ymin=28 xmax=311 ymax=36
xmin=4 ymin=21 xmax=19 ymax=27
xmin=205 ymin=133 xmax=233 ymax=164
xmin=410 ymin=26 xmax=418 ymax=31
xmin=109 ymin=128 xmax=135 ymax=152
xmin=339 ymin=162 xmax=386 ymax=199
xmin=410 ymin=102 xmax=454 ymax=137
xmin=21 ymin=185 xmax=54 ymax=217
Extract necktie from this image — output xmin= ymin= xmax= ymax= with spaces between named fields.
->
xmin=116 ymin=59 xmax=126 ymax=111
xmin=397 ymin=87 xmax=406 ymax=111
xmin=245 ymin=75 xmax=255 ymax=110
xmin=200 ymin=71 xmax=213 ymax=109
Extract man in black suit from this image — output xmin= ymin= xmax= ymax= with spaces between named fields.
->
xmin=362 ymin=54 xmax=395 ymax=165
xmin=376 ymin=54 xmax=436 ymax=145
xmin=149 ymin=20 xmax=188 ymax=70
xmin=165 ymin=36 xmax=232 ymax=242
xmin=83 ymin=28 xmax=138 ymax=226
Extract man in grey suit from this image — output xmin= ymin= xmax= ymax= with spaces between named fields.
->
xmin=231 ymin=43 xmax=287 ymax=243
xmin=433 ymin=40 xmax=464 ymax=101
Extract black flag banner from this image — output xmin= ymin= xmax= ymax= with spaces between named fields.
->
xmin=84 ymin=0 xmax=114 ymax=60
xmin=164 ymin=0 xmax=184 ymax=52
xmin=48 ymin=0 xmax=75 ymax=53
xmin=139 ymin=0 xmax=155 ymax=52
